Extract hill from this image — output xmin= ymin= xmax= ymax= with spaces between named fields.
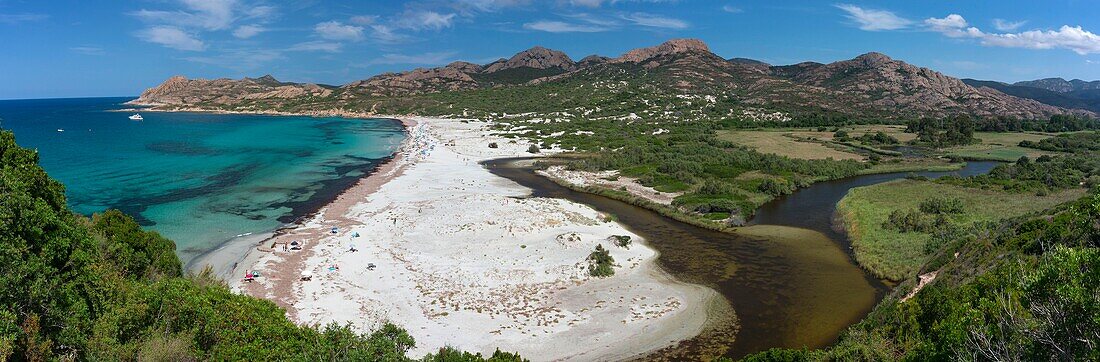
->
xmin=132 ymin=39 xmax=1086 ymax=121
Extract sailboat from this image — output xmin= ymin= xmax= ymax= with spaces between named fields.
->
xmin=128 ymin=113 xmax=143 ymax=121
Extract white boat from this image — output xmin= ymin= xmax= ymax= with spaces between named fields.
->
xmin=56 ymin=129 xmax=64 ymax=132
xmin=128 ymin=113 xmax=143 ymax=121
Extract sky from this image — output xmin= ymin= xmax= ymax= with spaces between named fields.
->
xmin=4 ymin=0 xmax=1100 ymax=99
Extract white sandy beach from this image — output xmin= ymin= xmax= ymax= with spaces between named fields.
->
xmin=227 ymin=117 xmax=714 ymax=360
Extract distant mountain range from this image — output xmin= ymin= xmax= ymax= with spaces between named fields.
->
xmin=134 ymin=39 xmax=1092 ymax=120
xmin=962 ymin=78 xmax=1100 ymax=114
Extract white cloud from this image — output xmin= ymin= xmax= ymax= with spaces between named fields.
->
xmin=980 ymin=26 xmax=1100 ymax=55
xmin=350 ymin=15 xmax=378 ymax=25
xmin=314 ymin=21 xmax=364 ymax=41
xmin=132 ymin=0 xmax=237 ymax=31
xmin=454 ymin=0 xmax=531 ymax=12
xmin=924 ymin=14 xmax=969 ymax=36
xmin=232 ymin=24 xmax=265 ymax=38
xmin=369 ymin=24 xmax=413 ymax=43
xmin=992 ymin=18 xmax=1027 ymax=32
xmin=396 ymin=11 xmax=456 ymax=30
xmin=70 ymin=46 xmax=105 ymax=55
xmin=0 ymin=13 xmax=48 ymax=24
xmin=620 ymin=12 xmax=688 ymax=29
xmin=925 ymin=14 xmax=1100 ymax=55
xmin=365 ymin=51 xmax=458 ymax=65
xmin=288 ymin=41 xmax=343 ymax=53
xmin=834 ymin=4 xmax=912 ymax=31
xmin=184 ymin=48 xmax=283 ymax=70
xmin=523 ymin=20 xmax=611 ymax=33
xmin=722 ymin=5 xmax=742 ymax=14
xmin=136 ymin=26 xmax=206 ymax=51
xmin=568 ymin=0 xmax=676 ymax=7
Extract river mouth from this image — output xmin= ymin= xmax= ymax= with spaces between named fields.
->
xmin=483 ymin=157 xmax=1000 ymax=359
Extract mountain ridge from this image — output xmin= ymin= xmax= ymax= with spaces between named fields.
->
xmin=132 ymin=39 xmax=1090 ymax=120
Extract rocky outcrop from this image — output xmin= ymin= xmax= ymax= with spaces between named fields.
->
xmin=770 ymin=52 xmax=1075 ymax=119
xmin=483 ymin=46 xmax=575 ymax=73
xmin=130 ymin=75 xmax=330 ymax=106
xmin=614 ymin=38 xmax=711 ymax=64
xmin=344 ymin=65 xmax=480 ymax=96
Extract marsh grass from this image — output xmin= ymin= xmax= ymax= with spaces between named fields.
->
xmin=837 ymin=180 xmax=1085 ymax=280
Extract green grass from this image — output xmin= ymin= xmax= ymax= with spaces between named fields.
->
xmin=716 ymin=130 xmax=865 ymax=160
xmin=837 ymin=180 xmax=1085 ymax=280
xmin=704 ymin=212 xmax=731 ymax=220
xmin=943 ymin=131 xmax=1062 ymax=161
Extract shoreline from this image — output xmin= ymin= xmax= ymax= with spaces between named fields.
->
xmin=221 ymin=116 xmax=715 ymax=360
xmin=186 ymin=117 xmax=410 ymax=280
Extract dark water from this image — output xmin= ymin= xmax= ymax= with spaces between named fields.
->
xmin=484 ymin=158 xmax=999 ymax=359
xmin=751 ymin=162 xmax=1001 ymax=243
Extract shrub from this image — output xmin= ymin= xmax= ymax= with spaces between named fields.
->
xmin=883 ymin=209 xmax=934 ymax=233
xmin=526 ymin=144 xmax=540 ymax=153
xmin=608 ymin=235 xmax=632 ymax=249
xmin=488 ymin=142 xmax=498 ymax=148
xmin=587 ymin=244 xmax=615 ymax=277
xmin=758 ymin=178 xmax=795 ymax=197
xmin=918 ymin=197 xmax=964 ymax=215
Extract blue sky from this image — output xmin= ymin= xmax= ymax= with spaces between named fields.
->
xmin=4 ymin=0 xmax=1100 ymax=99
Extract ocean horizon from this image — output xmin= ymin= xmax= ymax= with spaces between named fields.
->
xmin=0 ymin=97 xmax=405 ymax=263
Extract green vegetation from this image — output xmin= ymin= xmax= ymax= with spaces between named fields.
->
xmin=587 ymin=244 xmax=615 ymax=277
xmin=519 ymin=118 xmax=873 ymax=221
xmin=918 ymin=196 xmax=964 ymax=215
xmin=935 ymin=154 xmax=1100 ymax=193
xmin=975 ymin=114 xmax=1100 ymax=132
xmin=0 ymin=130 xmax=522 ymax=361
xmin=907 ymin=116 xmax=977 ymax=148
xmin=609 ymin=235 xmax=632 ymax=249
xmin=746 ymin=192 xmax=1100 ymax=361
xmin=837 ymin=180 xmax=1085 ymax=280
xmin=856 ymin=131 xmax=898 ymax=146
xmin=715 ymin=130 xmax=864 ymax=161
xmin=943 ymin=131 xmax=1059 ymax=161
xmin=1019 ymin=131 xmax=1100 ymax=153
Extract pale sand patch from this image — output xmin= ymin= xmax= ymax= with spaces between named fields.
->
xmin=539 ymin=166 xmax=682 ymax=205
xmin=230 ymin=117 xmax=715 ymax=361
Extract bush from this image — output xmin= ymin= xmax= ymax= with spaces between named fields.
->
xmin=608 ymin=235 xmax=632 ymax=249
xmin=526 ymin=144 xmax=540 ymax=153
xmin=918 ymin=197 xmax=964 ymax=215
xmin=587 ymin=244 xmax=615 ymax=277
xmin=883 ymin=209 xmax=935 ymax=233
xmin=488 ymin=142 xmax=498 ymax=148
xmin=758 ymin=178 xmax=795 ymax=197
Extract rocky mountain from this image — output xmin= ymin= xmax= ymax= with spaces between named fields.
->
xmin=131 ymin=75 xmax=332 ymax=106
xmin=134 ymin=39 xmax=1088 ymax=120
xmin=962 ymin=79 xmax=1100 ymax=113
xmin=767 ymin=52 xmax=1073 ymax=119
xmin=482 ymin=46 xmax=575 ymax=73
xmin=1014 ymin=78 xmax=1100 ymax=93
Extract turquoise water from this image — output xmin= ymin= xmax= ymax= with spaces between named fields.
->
xmin=0 ymin=97 xmax=405 ymax=263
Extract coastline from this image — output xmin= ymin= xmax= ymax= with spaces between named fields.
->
xmin=215 ymin=115 xmax=714 ymax=360
xmin=185 ymin=117 xmax=410 ymax=280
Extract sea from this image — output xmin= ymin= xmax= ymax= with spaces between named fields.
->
xmin=0 ymin=97 xmax=405 ymax=265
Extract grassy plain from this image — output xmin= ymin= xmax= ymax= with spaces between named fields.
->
xmin=943 ymin=131 xmax=1061 ymax=161
xmin=837 ymin=180 xmax=1085 ymax=280
xmin=716 ymin=130 xmax=865 ymax=160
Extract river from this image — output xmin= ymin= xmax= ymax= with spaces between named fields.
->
xmin=483 ymin=158 xmax=1000 ymax=359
